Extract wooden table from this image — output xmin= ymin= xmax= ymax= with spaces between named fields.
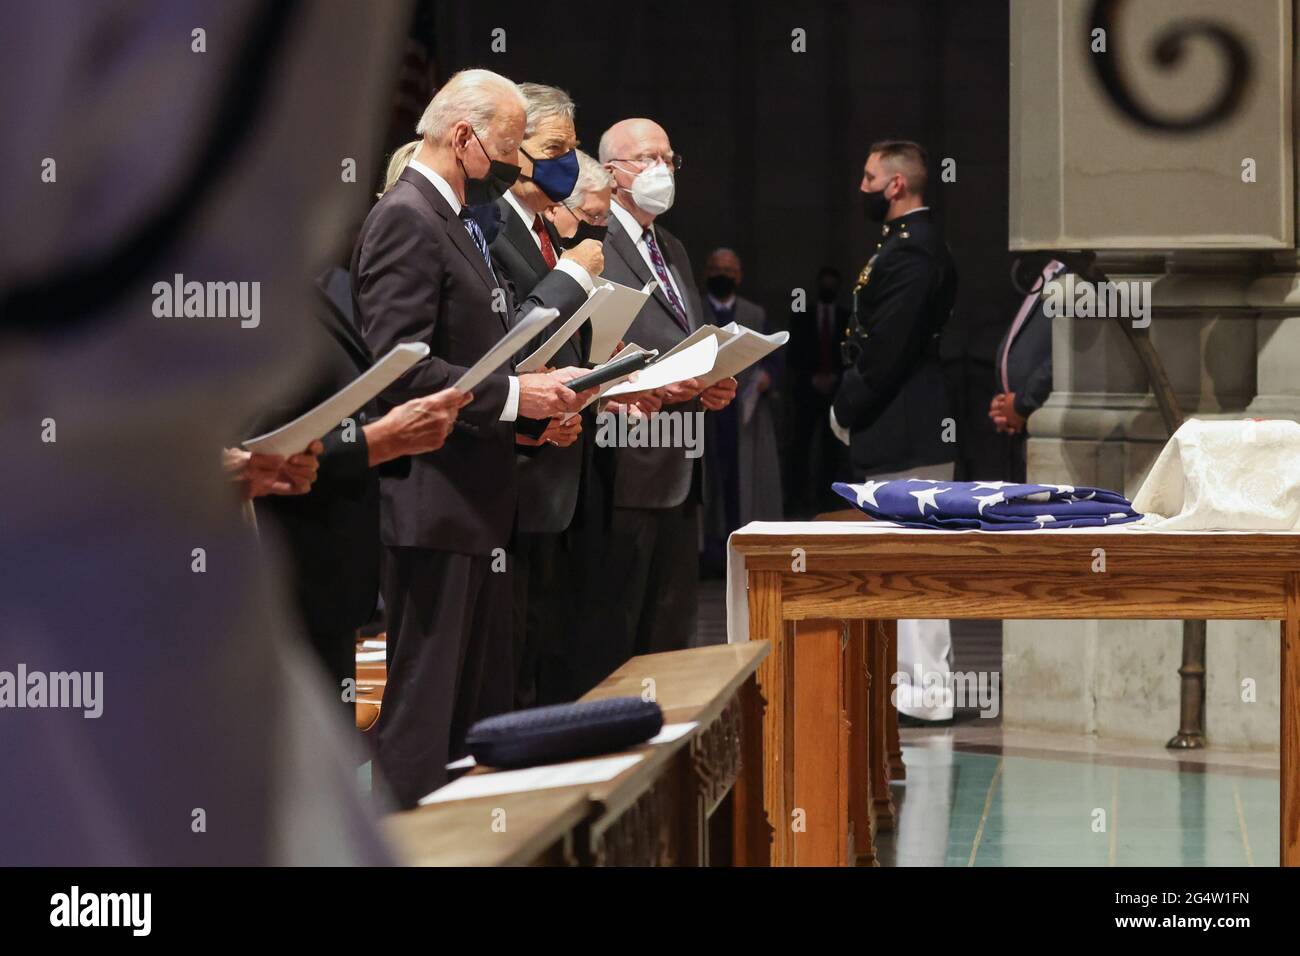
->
xmin=386 ymin=641 xmax=770 ymax=866
xmin=729 ymin=524 xmax=1300 ymax=866
xmin=384 ymin=790 xmax=591 ymax=866
xmin=579 ymin=641 xmax=770 ymax=865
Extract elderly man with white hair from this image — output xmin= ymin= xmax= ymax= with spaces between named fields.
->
xmin=570 ymin=117 xmax=739 ymax=693
xmin=349 ymin=68 xmax=597 ymax=807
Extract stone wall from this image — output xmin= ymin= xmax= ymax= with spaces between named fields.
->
xmin=1005 ymin=0 xmax=1295 ymax=750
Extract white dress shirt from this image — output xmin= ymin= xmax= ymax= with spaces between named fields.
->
xmin=609 ymin=199 xmax=686 ymax=307
xmin=501 ymin=189 xmax=595 ymax=295
xmin=406 ymin=157 xmax=520 ymax=422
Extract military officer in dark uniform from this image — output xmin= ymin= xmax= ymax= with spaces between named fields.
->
xmin=831 ymin=139 xmax=959 ymax=725
xmin=831 ymin=139 xmax=957 ymax=484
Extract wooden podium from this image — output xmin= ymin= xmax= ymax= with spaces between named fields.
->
xmin=729 ymin=524 xmax=1300 ymax=866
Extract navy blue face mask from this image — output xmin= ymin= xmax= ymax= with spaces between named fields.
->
xmin=465 ymin=202 xmax=504 ymax=244
xmin=521 ymin=148 xmax=580 ymax=202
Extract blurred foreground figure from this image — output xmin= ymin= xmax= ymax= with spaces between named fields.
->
xmin=0 ymin=0 xmax=411 ymax=864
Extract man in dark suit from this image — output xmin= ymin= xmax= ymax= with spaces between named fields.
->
xmin=832 ymin=140 xmax=959 ymax=725
xmin=989 ymin=258 xmax=1065 ymax=482
xmin=571 ymin=118 xmax=737 ymax=691
xmin=350 ymin=69 xmax=595 ymax=808
xmin=254 ymin=279 xmax=468 ymax=709
xmin=699 ymin=248 xmax=784 ymax=575
xmin=787 ymin=266 xmax=851 ymax=515
xmin=488 ymin=83 xmax=606 ymax=707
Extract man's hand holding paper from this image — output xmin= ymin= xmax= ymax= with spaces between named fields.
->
xmin=365 ymin=387 xmax=472 ymax=464
xmin=699 ymin=376 xmax=739 ymax=411
xmin=518 ymin=366 xmax=601 ymax=418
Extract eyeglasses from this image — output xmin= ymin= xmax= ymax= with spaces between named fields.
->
xmin=558 ymin=202 xmax=609 ymax=227
xmin=609 ymin=152 xmax=682 ymax=172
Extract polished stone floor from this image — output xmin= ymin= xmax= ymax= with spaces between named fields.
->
xmin=878 ymin=724 xmax=1280 ymax=866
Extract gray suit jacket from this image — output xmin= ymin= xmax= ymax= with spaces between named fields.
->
xmin=994 ymin=277 xmax=1058 ymax=419
xmin=600 ymin=212 xmax=704 ymax=510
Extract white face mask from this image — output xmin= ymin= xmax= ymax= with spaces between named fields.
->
xmin=626 ymin=162 xmax=675 ymax=215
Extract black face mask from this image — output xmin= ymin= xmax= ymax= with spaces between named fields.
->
xmin=557 ymin=219 xmax=608 ymax=249
xmin=460 ymin=129 xmax=521 ymax=206
xmin=862 ymin=187 xmax=890 ymax=223
xmin=705 ymin=274 xmax=737 ymax=299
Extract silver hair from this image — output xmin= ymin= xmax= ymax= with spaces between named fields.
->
xmin=416 ymin=68 xmax=526 ymax=142
xmin=518 ymin=82 xmax=575 ymax=138
xmin=597 ymin=126 xmax=617 ymax=164
xmin=563 ymin=150 xmax=615 ymax=209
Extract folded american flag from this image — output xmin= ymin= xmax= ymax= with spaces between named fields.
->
xmin=831 ymin=479 xmax=1143 ymax=530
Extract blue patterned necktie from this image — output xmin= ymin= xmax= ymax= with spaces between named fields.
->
xmin=642 ymin=228 xmax=689 ymax=331
xmin=459 ymin=208 xmax=497 ymax=284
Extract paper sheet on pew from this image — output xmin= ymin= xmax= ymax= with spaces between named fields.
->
xmin=698 ymin=323 xmax=789 ymax=388
xmin=419 ymin=753 xmax=644 ymax=805
xmin=602 ymin=334 xmax=719 ymax=397
xmin=516 ymin=284 xmax=614 ymax=373
xmin=355 ymin=650 xmax=386 ymax=663
xmin=453 ymin=305 xmax=560 ymax=393
xmin=587 ymin=278 xmax=657 ymax=364
xmin=647 ymin=721 xmax=697 ymax=744
xmin=444 ymin=721 xmax=699 ymax=769
xmin=242 ymin=342 xmax=429 ymax=456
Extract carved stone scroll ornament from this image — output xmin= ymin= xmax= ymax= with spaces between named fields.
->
xmin=1087 ymin=0 xmax=1252 ymax=134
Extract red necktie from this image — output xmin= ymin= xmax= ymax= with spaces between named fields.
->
xmin=532 ymin=215 xmax=557 ymax=269
xmin=818 ymin=305 xmax=833 ymax=373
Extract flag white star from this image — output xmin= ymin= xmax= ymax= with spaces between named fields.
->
xmin=909 ymin=486 xmax=951 ymax=516
xmin=854 ymin=479 xmax=889 ymax=508
xmin=1049 ymin=484 xmax=1075 ymax=494
xmin=1033 ymin=514 xmax=1056 ymax=525
xmin=972 ymin=481 xmax=1006 ymax=490
xmin=973 ymin=491 xmax=1005 ymax=514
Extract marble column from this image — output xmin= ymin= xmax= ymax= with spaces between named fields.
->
xmin=1005 ymin=0 xmax=1294 ymax=748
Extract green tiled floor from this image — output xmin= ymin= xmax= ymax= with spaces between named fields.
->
xmin=878 ymin=745 xmax=1279 ymax=866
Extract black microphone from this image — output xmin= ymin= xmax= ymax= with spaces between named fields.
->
xmin=564 ymin=350 xmax=658 ymax=392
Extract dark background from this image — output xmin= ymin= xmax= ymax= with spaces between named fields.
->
xmin=414 ymin=0 xmax=1026 ymax=480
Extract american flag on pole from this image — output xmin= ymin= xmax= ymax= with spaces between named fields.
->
xmin=831 ymin=480 xmax=1143 ymax=530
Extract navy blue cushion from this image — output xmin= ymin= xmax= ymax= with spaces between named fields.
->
xmin=466 ymin=697 xmax=664 ymax=769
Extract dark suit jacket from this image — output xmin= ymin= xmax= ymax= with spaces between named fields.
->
xmin=994 ymin=274 xmax=1060 ymax=420
xmin=254 ymin=285 xmax=408 ymax=637
xmin=789 ymin=299 xmax=850 ymax=408
xmin=490 ymin=194 xmax=591 ymax=534
xmin=833 ymin=209 xmax=958 ymax=477
xmin=600 ymin=210 xmax=704 ymax=510
xmin=349 ymin=167 xmax=581 ymax=554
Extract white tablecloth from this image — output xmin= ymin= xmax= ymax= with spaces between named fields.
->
xmin=1133 ymin=418 xmax=1300 ymax=530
